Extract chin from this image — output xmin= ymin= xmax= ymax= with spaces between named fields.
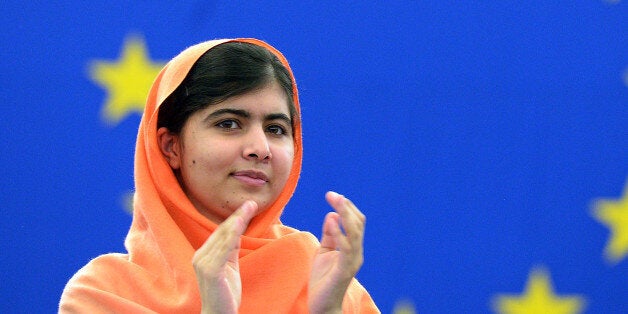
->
xmin=224 ymin=189 xmax=278 ymax=213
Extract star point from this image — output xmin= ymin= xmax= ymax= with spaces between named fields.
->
xmin=592 ymin=181 xmax=628 ymax=263
xmin=89 ymin=34 xmax=165 ymax=125
xmin=121 ymin=191 xmax=135 ymax=215
xmin=492 ymin=267 xmax=586 ymax=314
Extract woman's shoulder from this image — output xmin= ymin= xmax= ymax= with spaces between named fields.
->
xmin=62 ymin=253 xmax=131 ymax=292
xmin=59 ymin=253 xmax=135 ymax=313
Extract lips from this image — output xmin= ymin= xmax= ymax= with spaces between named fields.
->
xmin=231 ymin=170 xmax=269 ymax=187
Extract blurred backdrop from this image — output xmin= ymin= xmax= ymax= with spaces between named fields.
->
xmin=1 ymin=1 xmax=627 ymax=313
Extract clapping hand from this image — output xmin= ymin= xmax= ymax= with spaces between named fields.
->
xmin=193 ymin=201 xmax=257 ymax=314
xmin=308 ymin=191 xmax=367 ymax=314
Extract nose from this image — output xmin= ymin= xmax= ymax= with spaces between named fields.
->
xmin=243 ymin=126 xmax=271 ymax=161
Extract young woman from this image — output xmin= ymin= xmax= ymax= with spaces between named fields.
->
xmin=60 ymin=38 xmax=378 ymax=313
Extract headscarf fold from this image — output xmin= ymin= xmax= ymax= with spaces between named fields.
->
xmin=60 ymin=38 xmax=378 ymax=313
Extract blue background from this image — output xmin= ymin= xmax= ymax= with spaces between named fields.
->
xmin=1 ymin=1 xmax=627 ymax=313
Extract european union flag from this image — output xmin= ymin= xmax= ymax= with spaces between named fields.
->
xmin=2 ymin=1 xmax=626 ymax=312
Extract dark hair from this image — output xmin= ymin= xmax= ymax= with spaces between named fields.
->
xmin=157 ymin=41 xmax=296 ymax=133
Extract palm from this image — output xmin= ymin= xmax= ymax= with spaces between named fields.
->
xmin=309 ymin=249 xmax=346 ymax=306
xmin=211 ymin=255 xmax=241 ymax=313
xmin=194 ymin=246 xmax=242 ymax=314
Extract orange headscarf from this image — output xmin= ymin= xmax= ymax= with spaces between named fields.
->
xmin=60 ymin=38 xmax=379 ymax=313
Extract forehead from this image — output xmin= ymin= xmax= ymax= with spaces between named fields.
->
xmin=209 ymin=83 xmax=290 ymax=115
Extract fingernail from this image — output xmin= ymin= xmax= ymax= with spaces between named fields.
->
xmin=330 ymin=192 xmax=344 ymax=202
xmin=243 ymin=200 xmax=256 ymax=211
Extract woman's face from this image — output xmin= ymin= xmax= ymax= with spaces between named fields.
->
xmin=159 ymin=81 xmax=294 ymax=224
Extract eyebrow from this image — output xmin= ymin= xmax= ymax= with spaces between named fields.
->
xmin=204 ymin=108 xmax=249 ymax=122
xmin=204 ymin=108 xmax=292 ymax=126
xmin=266 ymin=113 xmax=293 ymax=127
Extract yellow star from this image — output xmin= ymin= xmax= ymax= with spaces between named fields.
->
xmin=592 ymin=181 xmax=628 ymax=263
xmin=89 ymin=35 xmax=164 ymax=125
xmin=393 ymin=300 xmax=416 ymax=314
xmin=492 ymin=267 xmax=585 ymax=314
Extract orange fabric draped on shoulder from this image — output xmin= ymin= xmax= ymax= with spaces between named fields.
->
xmin=59 ymin=38 xmax=379 ymax=313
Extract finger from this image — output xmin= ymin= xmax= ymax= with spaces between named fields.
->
xmin=319 ymin=212 xmax=351 ymax=252
xmin=325 ymin=191 xmax=344 ymax=210
xmin=324 ymin=194 xmax=365 ymax=271
xmin=325 ymin=192 xmax=365 ymax=243
xmin=344 ymin=197 xmax=366 ymax=224
xmin=342 ymin=197 xmax=366 ymax=248
xmin=228 ymin=200 xmax=258 ymax=233
xmin=324 ymin=192 xmax=366 ymax=275
xmin=194 ymin=201 xmax=258 ymax=260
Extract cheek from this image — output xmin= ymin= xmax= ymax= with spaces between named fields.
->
xmin=181 ymin=144 xmax=230 ymax=177
xmin=272 ymin=144 xmax=295 ymax=176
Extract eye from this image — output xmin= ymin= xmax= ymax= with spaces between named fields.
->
xmin=266 ymin=124 xmax=287 ymax=135
xmin=216 ymin=119 xmax=240 ymax=129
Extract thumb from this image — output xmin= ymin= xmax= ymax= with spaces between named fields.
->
xmin=232 ymin=200 xmax=258 ymax=235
